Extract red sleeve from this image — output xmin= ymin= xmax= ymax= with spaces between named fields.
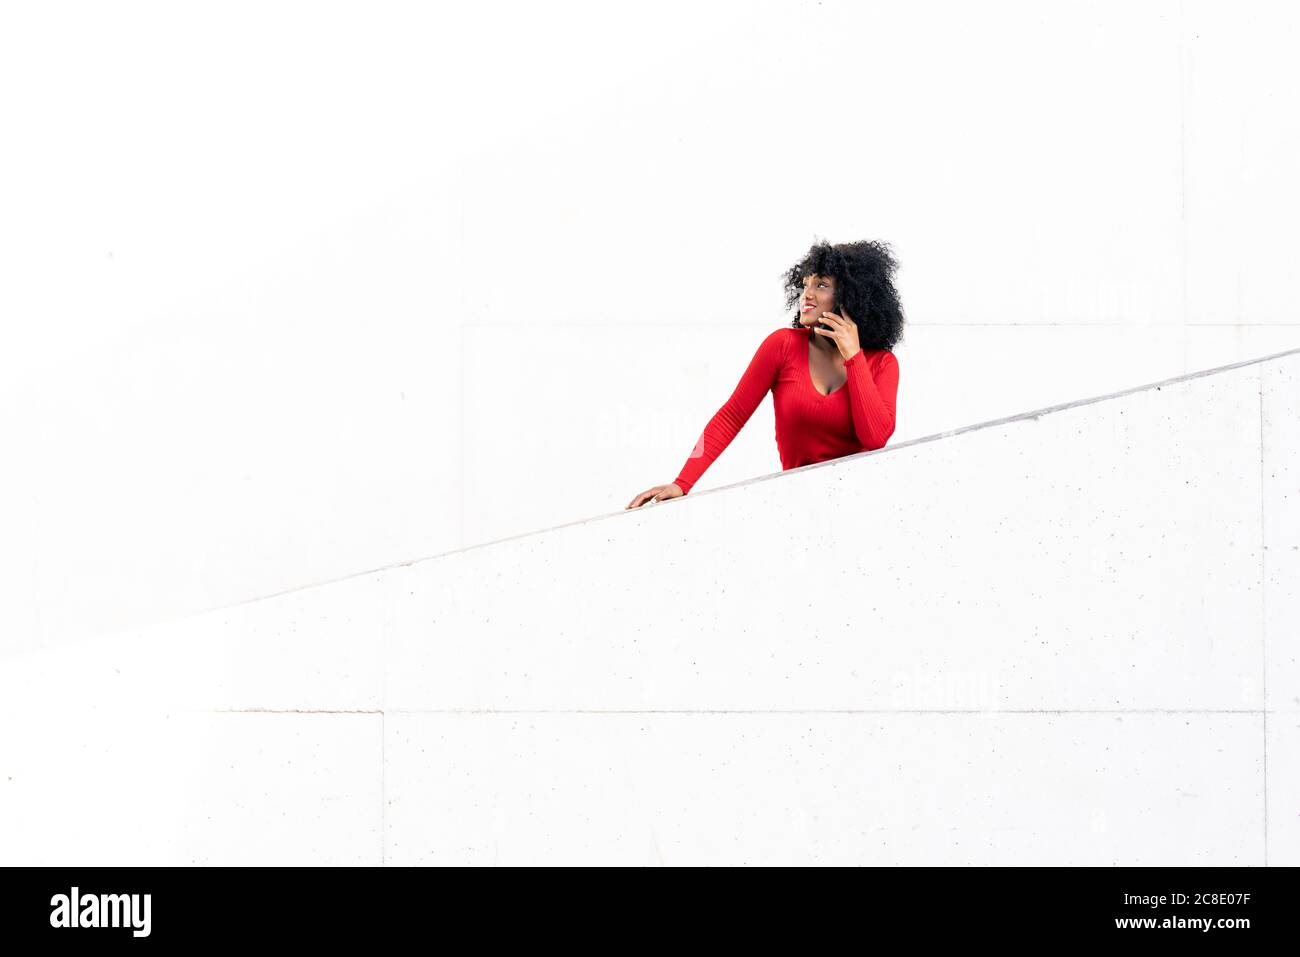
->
xmin=843 ymin=349 xmax=899 ymax=450
xmin=673 ymin=329 xmax=786 ymax=495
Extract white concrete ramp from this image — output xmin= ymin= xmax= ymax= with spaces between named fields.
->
xmin=2 ymin=348 xmax=1297 ymax=865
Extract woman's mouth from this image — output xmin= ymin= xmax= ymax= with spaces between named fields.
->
xmin=801 ymin=304 xmax=816 ymax=312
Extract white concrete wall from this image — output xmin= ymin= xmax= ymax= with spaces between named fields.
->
xmin=2 ymin=347 xmax=1295 ymax=865
xmin=3 ymin=1 xmax=1300 ymax=657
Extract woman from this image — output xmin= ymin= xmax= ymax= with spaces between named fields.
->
xmin=626 ymin=239 xmax=903 ymax=509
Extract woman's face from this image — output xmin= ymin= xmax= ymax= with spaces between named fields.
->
xmin=798 ymin=273 xmax=837 ymax=328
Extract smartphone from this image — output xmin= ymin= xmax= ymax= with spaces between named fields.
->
xmin=825 ymin=289 xmax=858 ymax=329
xmin=815 ymin=289 xmax=841 ymax=331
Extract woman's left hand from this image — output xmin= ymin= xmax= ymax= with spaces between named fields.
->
xmin=814 ymin=308 xmax=862 ymax=362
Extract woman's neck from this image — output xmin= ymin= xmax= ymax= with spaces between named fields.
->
xmin=809 ymin=327 xmax=839 ymax=357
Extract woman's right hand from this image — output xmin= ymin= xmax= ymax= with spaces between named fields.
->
xmin=625 ymin=483 xmax=684 ymax=509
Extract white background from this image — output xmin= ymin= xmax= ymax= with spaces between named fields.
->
xmin=2 ymin=0 xmax=1298 ymax=655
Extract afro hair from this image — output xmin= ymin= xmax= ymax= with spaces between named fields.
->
xmin=782 ymin=239 xmax=905 ymax=352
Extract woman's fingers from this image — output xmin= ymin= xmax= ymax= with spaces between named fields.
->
xmin=626 ymin=487 xmax=655 ymax=509
xmin=626 ymin=485 xmax=672 ymax=509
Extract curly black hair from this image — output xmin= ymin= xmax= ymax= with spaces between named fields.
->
xmin=782 ymin=239 xmax=905 ymax=352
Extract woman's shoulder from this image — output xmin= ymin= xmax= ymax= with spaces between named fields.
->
xmin=869 ymin=349 xmax=899 ymax=381
xmin=769 ymin=325 xmax=808 ymax=349
xmin=755 ymin=324 xmax=804 ymax=355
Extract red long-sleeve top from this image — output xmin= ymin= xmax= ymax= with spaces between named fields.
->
xmin=673 ymin=326 xmax=900 ymax=495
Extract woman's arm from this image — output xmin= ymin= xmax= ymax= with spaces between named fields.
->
xmin=673 ymin=329 xmax=787 ymax=495
xmin=843 ymin=349 xmax=899 ymax=450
